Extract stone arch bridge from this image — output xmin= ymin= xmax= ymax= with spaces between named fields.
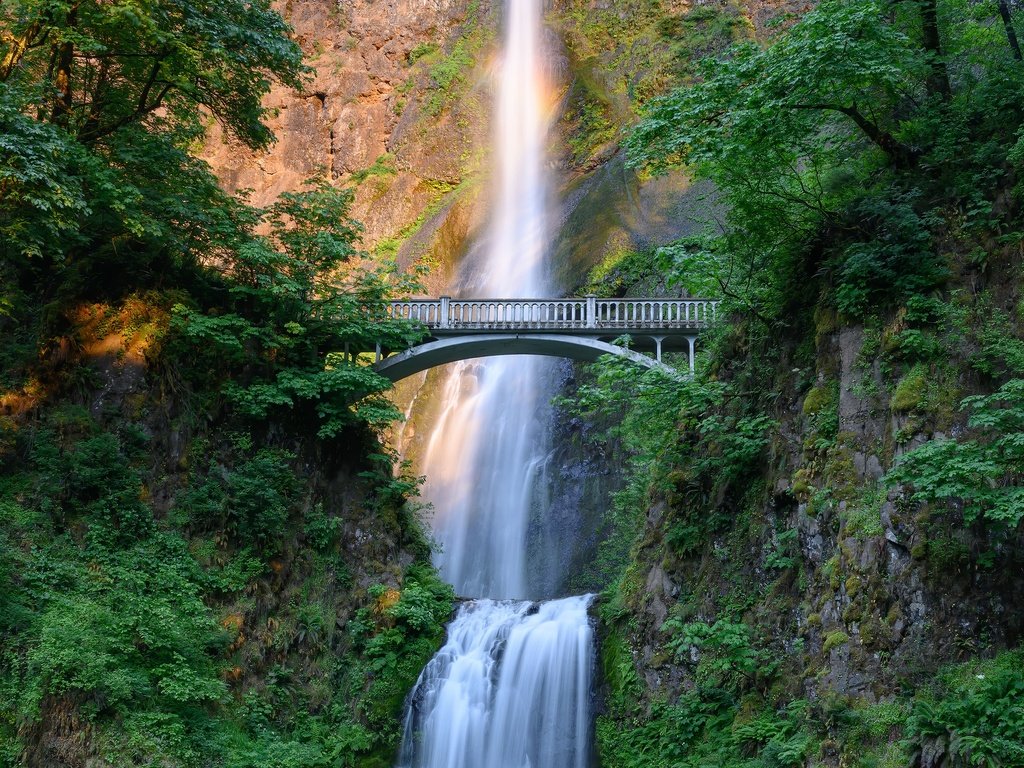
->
xmin=369 ymin=297 xmax=719 ymax=382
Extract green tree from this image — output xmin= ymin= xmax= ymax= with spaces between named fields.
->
xmin=172 ymin=179 xmax=426 ymax=437
xmin=0 ymin=0 xmax=305 ymax=266
xmin=626 ymin=0 xmax=1024 ymax=321
xmin=0 ymin=0 xmax=304 ymax=144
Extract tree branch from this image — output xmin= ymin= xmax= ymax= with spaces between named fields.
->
xmin=784 ymin=102 xmax=917 ymax=168
xmin=78 ymin=53 xmax=173 ymax=143
xmin=1 ymin=21 xmax=42 ymax=81
xmin=998 ymin=0 xmax=1023 ymax=60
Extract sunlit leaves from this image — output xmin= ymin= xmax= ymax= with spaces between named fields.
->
xmin=172 ymin=178 xmax=423 ymax=438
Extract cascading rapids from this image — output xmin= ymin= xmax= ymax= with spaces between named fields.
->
xmin=395 ymin=596 xmax=594 ymax=768
xmin=395 ymin=2 xmax=595 ymax=767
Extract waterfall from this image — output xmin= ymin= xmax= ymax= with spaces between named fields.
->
xmin=418 ymin=0 xmax=556 ymax=601
xmin=396 ymin=3 xmax=594 ymax=767
xmin=396 ymin=596 xmax=594 ymax=768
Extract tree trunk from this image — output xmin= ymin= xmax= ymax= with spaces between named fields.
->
xmin=50 ymin=38 xmax=74 ymax=125
xmin=918 ymin=0 xmax=952 ymax=98
xmin=46 ymin=4 xmax=77 ymax=127
xmin=998 ymin=0 xmax=1023 ymax=60
xmin=0 ymin=22 xmax=42 ymax=81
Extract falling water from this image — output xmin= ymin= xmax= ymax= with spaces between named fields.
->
xmin=396 ymin=3 xmax=594 ymax=767
xmin=396 ymin=596 xmax=594 ymax=768
xmin=418 ymin=0 xmax=556 ymax=600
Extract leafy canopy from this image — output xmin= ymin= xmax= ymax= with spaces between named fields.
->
xmin=626 ymin=0 xmax=1024 ymax=321
xmin=0 ymin=0 xmax=305 ymax=264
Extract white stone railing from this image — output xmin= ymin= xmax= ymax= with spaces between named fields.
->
xmin=387 ymin=297 xmax=718 ymax=331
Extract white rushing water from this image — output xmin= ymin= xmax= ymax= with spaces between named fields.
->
xmin=396 ymin=596 xmax=594 ymax=768
xmin=417 ymin=0 xmax=556 ymax=601
xmin=395 ymin=3 xmax=595 ymax=767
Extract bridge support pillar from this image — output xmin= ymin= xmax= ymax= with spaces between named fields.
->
xmin=687 ymin=336 xmax=696 ymax=375
xmin=439 ymin=296 xmax=451 ymax=329
xmin=653 ymin=336 xmax=665 ymax=363
xmin=375 ymin=343 xmax=381 ymax=363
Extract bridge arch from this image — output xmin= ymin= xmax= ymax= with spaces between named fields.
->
xmin=373 ymin=334 xmax=673 ymax=382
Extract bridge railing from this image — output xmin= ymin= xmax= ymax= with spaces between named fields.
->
xmin=386 ymin=297 xmax=718 ymax=330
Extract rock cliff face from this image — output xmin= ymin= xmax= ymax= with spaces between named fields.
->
xmin=202 ymin=0 xmax=753 ymax=294
xmin=203 ymin=0 xmax=497 ymax=291
xmin=627 ymin=320 xmax=1024 ymax=703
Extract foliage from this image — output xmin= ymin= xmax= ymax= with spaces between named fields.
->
xmin=905 ymin=650 xmax=1024 ymax=767
xmin=419 ymin=3 xmax=487 ymax=116
xmin=0 ymin=0 xmax=306 ymax=149
xmin=172 ymin=179 xmax=425 ymax=437
xmin=833 ymin=193 xmax=947 ymax=317
xmin=563 ymin=350 xmax=774 ymax=585
xmin=0 ymin=0 xmax=305 ymax=268
xmin=597 ymin=3 xmax=1024 ymax=768
xmin=596 ymin=627 xmax=812 ymax=768
xmin=0 ymin=3 xmax=446 ymax=766
xmin=342 ymin=564 xmax=454 ymax=738
xmin=627 ymin=0 xmax=1024 ymax=321
xmin=888 ymin=379 xmax=1024 ymax=527
xmin=661 ymin=618 xmax=775 ymax=686
xmin=653 ymin=236 xmax=727 ymax=299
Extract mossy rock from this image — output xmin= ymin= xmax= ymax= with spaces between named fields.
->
xmin=845 ymin=575 xmax=862 ymax=598
xmin=890 ymin=363 xmax=928 ymax=412
xmin=823 ymin=631 xmax=850 ymax=654
xmin=803 ymin=381 xmax=837 ymax=416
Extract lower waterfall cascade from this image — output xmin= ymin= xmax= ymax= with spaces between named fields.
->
xmin=396 ymin=597 xmax=595 ymax=768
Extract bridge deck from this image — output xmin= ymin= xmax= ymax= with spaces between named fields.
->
xmin=369 ymin=297 xmax=719 ymax=380
xmin=387 ymin=297 xmax=718 ymax=334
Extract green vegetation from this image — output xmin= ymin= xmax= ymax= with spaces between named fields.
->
xmin=551 ymin=1 xmax=748 ymax=167
xmin=409 ymin=3 xmax=490 ymax=117
xmin=627 ymin=0 xmax=1022 ymax=322
xmin=599 ymin=609 xmax=1024 ymax=768
xmin=889 ymin=378 xmax=1024 ymax=527
xmin=0 ymin=0 xmax=448 ymax=765
xmin=906 ymin=649 xmax=1024 ymax=766
xmin=586 ymin=1 xmax=1024 ymax=766
xmin=350 ymin=153 xmax=398 ymax=184
xmin=561 ymin=354 xmax=774 ymax=585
